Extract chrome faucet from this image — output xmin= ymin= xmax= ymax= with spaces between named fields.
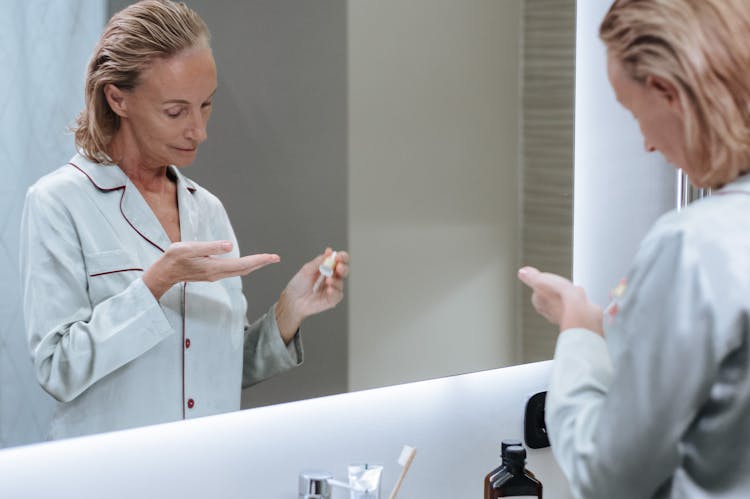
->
xmin=298 ymin=470 xmax=333 ymax=499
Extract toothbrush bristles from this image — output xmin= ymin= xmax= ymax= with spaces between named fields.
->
xmin=398 ymin=445 xmax=415 ymax=466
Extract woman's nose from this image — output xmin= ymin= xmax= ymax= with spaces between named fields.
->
xmin=644 ymin=138 xmax=656 ymax=153
xmin=186 ymin=115 xmax=207 ymax=143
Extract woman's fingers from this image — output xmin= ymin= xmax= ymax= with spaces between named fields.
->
xmin=174 ymin=240 xmax=234 ymax=257
xmin=335 ymin=250 xmax=350 ymax=264
xmin=209 ymin=253 xmax=280 ymax=279
xmin=237 ymin=253 xmax=281 ymax=272
xmin=517 ymin=266 xmax=542 ymax=289
xmin=519 ymin=266 xmax=572 ymax=295
xmin=325 ymin=275 xmax=345 ymax=292
xmin=334 ymin=262 xmax=349 ymax=279
xmin=334 ymin=251 xmax=350 ymax=278
xmin=167 ymin=240 xmax=281 ymax=282
xmin=518 ymin=266 xmax=571 ymax=325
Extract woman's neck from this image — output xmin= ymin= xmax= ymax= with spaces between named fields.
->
xmin=108 ymin=130 xmax=172 ymax=194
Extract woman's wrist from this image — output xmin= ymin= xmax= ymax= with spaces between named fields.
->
xmin=560 ymin=300 xmax=604 ymax=335
xmin=143 ymin=259 xmax=174 ymax=300
xmin=275 ymin=290 xmax=303 ymax=344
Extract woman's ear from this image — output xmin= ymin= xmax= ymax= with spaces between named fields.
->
xmin=645 ymin=75 xmax=681 ymax=111
xmin=103 ymin=84 xmax=128 ymax=118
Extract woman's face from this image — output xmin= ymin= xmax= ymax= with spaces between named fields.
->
xmin=606 ymin=53 xmax=693 ymax=178
xmin=113 ymin=44 xmax=217 ymax=168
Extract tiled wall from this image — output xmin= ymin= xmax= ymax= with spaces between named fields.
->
xmin=0 ymin=0 xmax=105 ymax=448
xmin=520 ymin=0 xmax=576 ymax=362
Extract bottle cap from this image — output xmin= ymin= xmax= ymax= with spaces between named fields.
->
xmin=500 ymin=439 xmax=523 ymax=457
xmin=505 ymin=445 xmax=527 ymax=464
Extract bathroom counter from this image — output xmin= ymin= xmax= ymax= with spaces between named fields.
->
xmin=0 ymin=361 xmax=571 ymax=498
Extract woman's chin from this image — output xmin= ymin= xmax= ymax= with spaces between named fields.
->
xmin=169 ymin=150 xmax=198 ymax=167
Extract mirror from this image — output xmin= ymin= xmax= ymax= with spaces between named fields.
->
xmin=2 ymin=0 xmax=574 ymax=448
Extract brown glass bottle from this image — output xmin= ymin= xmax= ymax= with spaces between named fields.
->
xmin=484 ymin=439 xmax=523 ymax=499
xmin=489 ymin=446 xmax=542 ymax=498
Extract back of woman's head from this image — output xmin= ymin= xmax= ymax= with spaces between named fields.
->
xmin=600 ymin=0 xmax=750 ymax=188
xmin=74 ymin=0 xmax=210 ymax=164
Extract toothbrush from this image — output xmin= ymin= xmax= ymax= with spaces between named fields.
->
xmin=388 ymin=445 xmax=416 ymax=499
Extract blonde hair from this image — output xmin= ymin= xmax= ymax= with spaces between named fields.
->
xmin=600 ymin=0 xmax=750 ymax=188
xmin=73 ymin=0 xmax=210 ymax=164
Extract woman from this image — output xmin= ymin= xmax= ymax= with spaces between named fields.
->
xmin=519 ymin=0 xmax=750 ymax=497
xmin=20 ymin=0 xmax=349 ymax=440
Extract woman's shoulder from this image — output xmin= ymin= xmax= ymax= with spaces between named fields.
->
xmin=638 ymin=193 xmax=750 ymax=271
xmin=27 ymin=161 xmax=93 ymax=202
xmin=650 ymin=192 xmax=747 ymax=237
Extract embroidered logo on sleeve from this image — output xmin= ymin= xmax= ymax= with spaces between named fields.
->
xmin=610 ymin=278 xmax=627 ymax=298
xmin=604 ymin=277 xmax=628 ymax=323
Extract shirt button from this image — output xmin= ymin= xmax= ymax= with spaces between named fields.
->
xmin=185 ymin=338 xmax=191 ymax=349
xmin=187 ymin=398 xmax=195 ymax=409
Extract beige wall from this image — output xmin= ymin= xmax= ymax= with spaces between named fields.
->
xmin=348 ymin=0 xmax=523 ymax=390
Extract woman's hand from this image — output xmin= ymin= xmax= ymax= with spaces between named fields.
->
xmin=518 ymin=266 xmax=604 ymax=335
xmin=143 ymin=240 xmax=279 ymax=300
xmin=275 ymin=248 xmax=350 ymax=343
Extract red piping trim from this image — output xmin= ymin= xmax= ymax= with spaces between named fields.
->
xmin=89 ymin=268 xmax=144 ymax=277
xmin=119 ymin=188 xmax=165 ymax=253
xmin=69 ymin=162 xmax=165 ymax=253
xmin=68 ymin=162 xmax=124 ymax=191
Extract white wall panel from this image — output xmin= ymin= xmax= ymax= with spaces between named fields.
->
xmin=573 ymin=1 xmax=676 ymax=305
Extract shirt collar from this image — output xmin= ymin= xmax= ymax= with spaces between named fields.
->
xmin=715 ymin=171 xmax=750 ymax=196
xmin=68 ymin=152 xmax=197 ymax=193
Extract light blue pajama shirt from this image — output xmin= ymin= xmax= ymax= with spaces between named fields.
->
xmin=20 ymin=153 xmax=302 ymax=440
xmin=547 ymin=173 xmax=750 ymax=498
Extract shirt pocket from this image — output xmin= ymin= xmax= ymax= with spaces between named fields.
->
xmin=85 ymin=249 xmax=144 ymax=305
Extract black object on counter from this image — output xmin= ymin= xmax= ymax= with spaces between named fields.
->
xmin=488 ymin=445 xmax=543 ymax=498
xmin=524 ymin=391 xmax=550 ymax=449
xmin=483 ymin=439 xmax=523 ymax=499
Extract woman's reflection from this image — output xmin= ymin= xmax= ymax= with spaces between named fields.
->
xmin=19 ymin=0 xmax=349 ymax=440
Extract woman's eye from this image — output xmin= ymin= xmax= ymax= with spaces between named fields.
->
xmin=165 ymin=108 xmax=183 ymax=118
